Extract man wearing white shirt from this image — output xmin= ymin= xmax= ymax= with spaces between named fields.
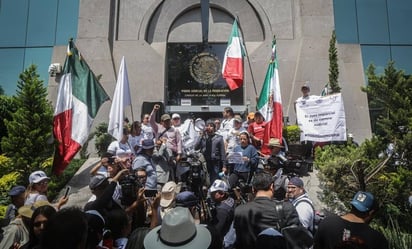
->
xmin=218 ymin=107 xmax=235 ymax=141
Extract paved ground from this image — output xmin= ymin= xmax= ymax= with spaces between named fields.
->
xmin=60 ymin=158 xmax=325 ymax=210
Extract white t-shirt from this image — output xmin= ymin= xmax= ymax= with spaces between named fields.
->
xmin=107 ymin=141 xmax=132 ymax=157
xmin=25 ymin=193 xmax=48 ymax=206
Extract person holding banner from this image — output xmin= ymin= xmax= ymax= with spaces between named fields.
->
xmin=296 ymin=82 xmax=313 ymax=102
xmin=224 ymin=131 xmax=259 ymax=189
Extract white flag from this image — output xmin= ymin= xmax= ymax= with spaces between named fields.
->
xmin=108 ymin=56 xmax=131 ymax=141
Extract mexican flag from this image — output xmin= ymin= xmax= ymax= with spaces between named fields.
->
xmin=222 ymin=19 xmax=245 ymax=91
xmin=257 ymin=39 xmax=283 ymax=146
xmin=52 ymin=40 xmax=109 ymax=175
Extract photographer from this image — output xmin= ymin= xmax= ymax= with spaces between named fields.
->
xmin=84 ymin=168 xmax=128 ymax=220
xmin=208 ymin=179 xmax=236 ymax=247
xmin=264 ymin=138 xmax=287 ymax=170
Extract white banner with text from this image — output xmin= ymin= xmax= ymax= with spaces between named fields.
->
xmin=296 ymin=93 xmax=347 ymax=142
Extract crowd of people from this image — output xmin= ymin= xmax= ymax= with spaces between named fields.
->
xmin=0 ymin=103 xmax=388 ymax=249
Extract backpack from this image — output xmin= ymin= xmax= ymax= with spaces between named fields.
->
xmin=294 ymin=198 xmax=325 ymax=235
xmin=275 ymin=202 xmax=314 ymax=249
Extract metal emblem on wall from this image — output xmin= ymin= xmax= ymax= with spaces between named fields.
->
xmin=189 ymin=52 xmax=221 ymax=84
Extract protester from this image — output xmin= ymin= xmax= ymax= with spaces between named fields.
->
xmin=218 ymin=107 xmax=235 ymax=140
xmin=157 ymin=181 xmax=181 ymax=223
xmin=153 ymin=137 xmax=173 ymax=189
xmin=0 ymin=205 xmax=33 ymax=248
xmin=296 ymin=82 xmax=312 ymax=102
xmin=287 ymin=177 xmax=315 ymax=232
xmin=247 ymin=111 xmax=269 ymax=153
xmin=141 ymin=113 xmax=154 ymax=141
xmin=143 ymin=207 xmax=211 ymax=249
xmin=225 ymin=116 xmax=246 ymax=154
xmin=314 ymin=191 xmax=389 ymax=249
xmin=243 ymin=112 xmax=255 ymax=130
xmin=132 ymin=139 xmax=157 ymax=190
xmin=171 ymin=113 xmax=182 ymax=131
xmin=150 ymin=105 xmax=183 ymax=163
xmin=107 ymin=127 xmax=133 ymax=159
xmin=41 ymin=207 xmax=88 ymax=249
xmin=107 ymin=209 xmax=131 ymax=249
xmin=23 ymin=204 xmax=56 ymax=249
xmin=233 ymin=172 xmax=300 ymax=249
xmin=225 ymin=131 xmax=259 ymax=188
xmin=129 ymin=121 xmax=144 ymax=155
xmin=24 ymin=170 xmax=68 ymax=209
xmin=195 ymin=120 xmax=226 ymax=184
xmin=4 ymin=185 xmax=26 ymax=222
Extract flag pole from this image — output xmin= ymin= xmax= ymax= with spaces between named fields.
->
xmin=235 ymin=16 xmax=258 ymax=96
xmin=130 ymin=105 xmax=135 ymax=122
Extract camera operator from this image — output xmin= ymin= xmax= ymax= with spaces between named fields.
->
xmin=84 ymin=168 xmax=128 ymax=220
xmin=224 ymin=131 xmax=259 ymax=189
xmin=263 ymin=138 xmax=287 ymax=171
xmin=208 ymin=179 xmax=236 ymax=248
xmin=89 ymin=153 xmax=126 ymax=206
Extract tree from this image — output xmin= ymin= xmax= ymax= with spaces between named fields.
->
xmin=316 ymin=61 xmax=412 ymax=232
xmin=0 ymin=96 xmax=16 ymax=154
xmin=1 ymin=65 xmax=54 ymax=184
xmin=328 ymin=30 xmax=340 ymax=93
xmin=0 ymin=85 xmax=4 ymax=95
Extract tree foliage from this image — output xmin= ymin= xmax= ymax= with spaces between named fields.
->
xmin=328 ymin=30 xmax=340 ymax=93
xmin=1 ymin=65 xmax=54 ymax=184
xmin=0 ymin=95 xmax=17 ymax=154
xmin=316 ymin=62 xmax=412 ymax=232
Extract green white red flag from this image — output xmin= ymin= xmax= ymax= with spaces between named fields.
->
xmin=222 ymin=19 xmax=245 ymax=91
xmin=52 ymin=39 xmax=109 ymax=175
xmin=257 ymin=39 xmax=283 ymax=146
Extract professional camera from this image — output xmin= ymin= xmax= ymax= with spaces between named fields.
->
xmin=119 ymin=174 xmax=142 ymax=206
xmin=180 ymin=151 xmax=206 ymax=194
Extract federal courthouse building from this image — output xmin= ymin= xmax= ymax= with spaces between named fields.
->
xmin=1 ymin=0 xmax=412 ymax=143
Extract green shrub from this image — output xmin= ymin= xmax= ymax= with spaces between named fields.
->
xmin=376 ymin=218 xmax=412 ymax=249
xmin=283 ymin=125 xmax=301 ymax=144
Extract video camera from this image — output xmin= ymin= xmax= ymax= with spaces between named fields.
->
xmin=119 ymin=174 xmax=142 ymax=206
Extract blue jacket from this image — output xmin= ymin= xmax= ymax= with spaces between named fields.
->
xmin=232 ymin=144 xmax=258 ymax=172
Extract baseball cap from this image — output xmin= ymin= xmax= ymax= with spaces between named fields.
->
xmin=161 ymin=114 xmax=171 ymax=121
xmin=350 ymin=191 xmax=374 ymax=212
xmin=89 ymin=175 xmax=108 ymax=190
xmin=29 ymin=170 xmax=50 ymax=184
xmin=176 ymin=191 xmax=199 ymax=208
xmin=288 ymin=177 xmax=304 ymax=188
xmin=172 ymin=113 xmax=180 ymax=119
xmin=209 ymin=179 xmax=228 ymax=193
xmin=141 ymin=139 xmax=155 ymax=149
xmin=234 ymin=116 xmax=242 ymax=123
xmin=301 ymin=83 xmax=310 ymax=90
xmin=9 ymin=185 xmax=26 ymax=196
xmin=160 ymin=181 xmax=180 ymax=208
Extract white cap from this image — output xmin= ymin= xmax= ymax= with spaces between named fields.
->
xmin=172 ymin=113 xmax=180 ymax=119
